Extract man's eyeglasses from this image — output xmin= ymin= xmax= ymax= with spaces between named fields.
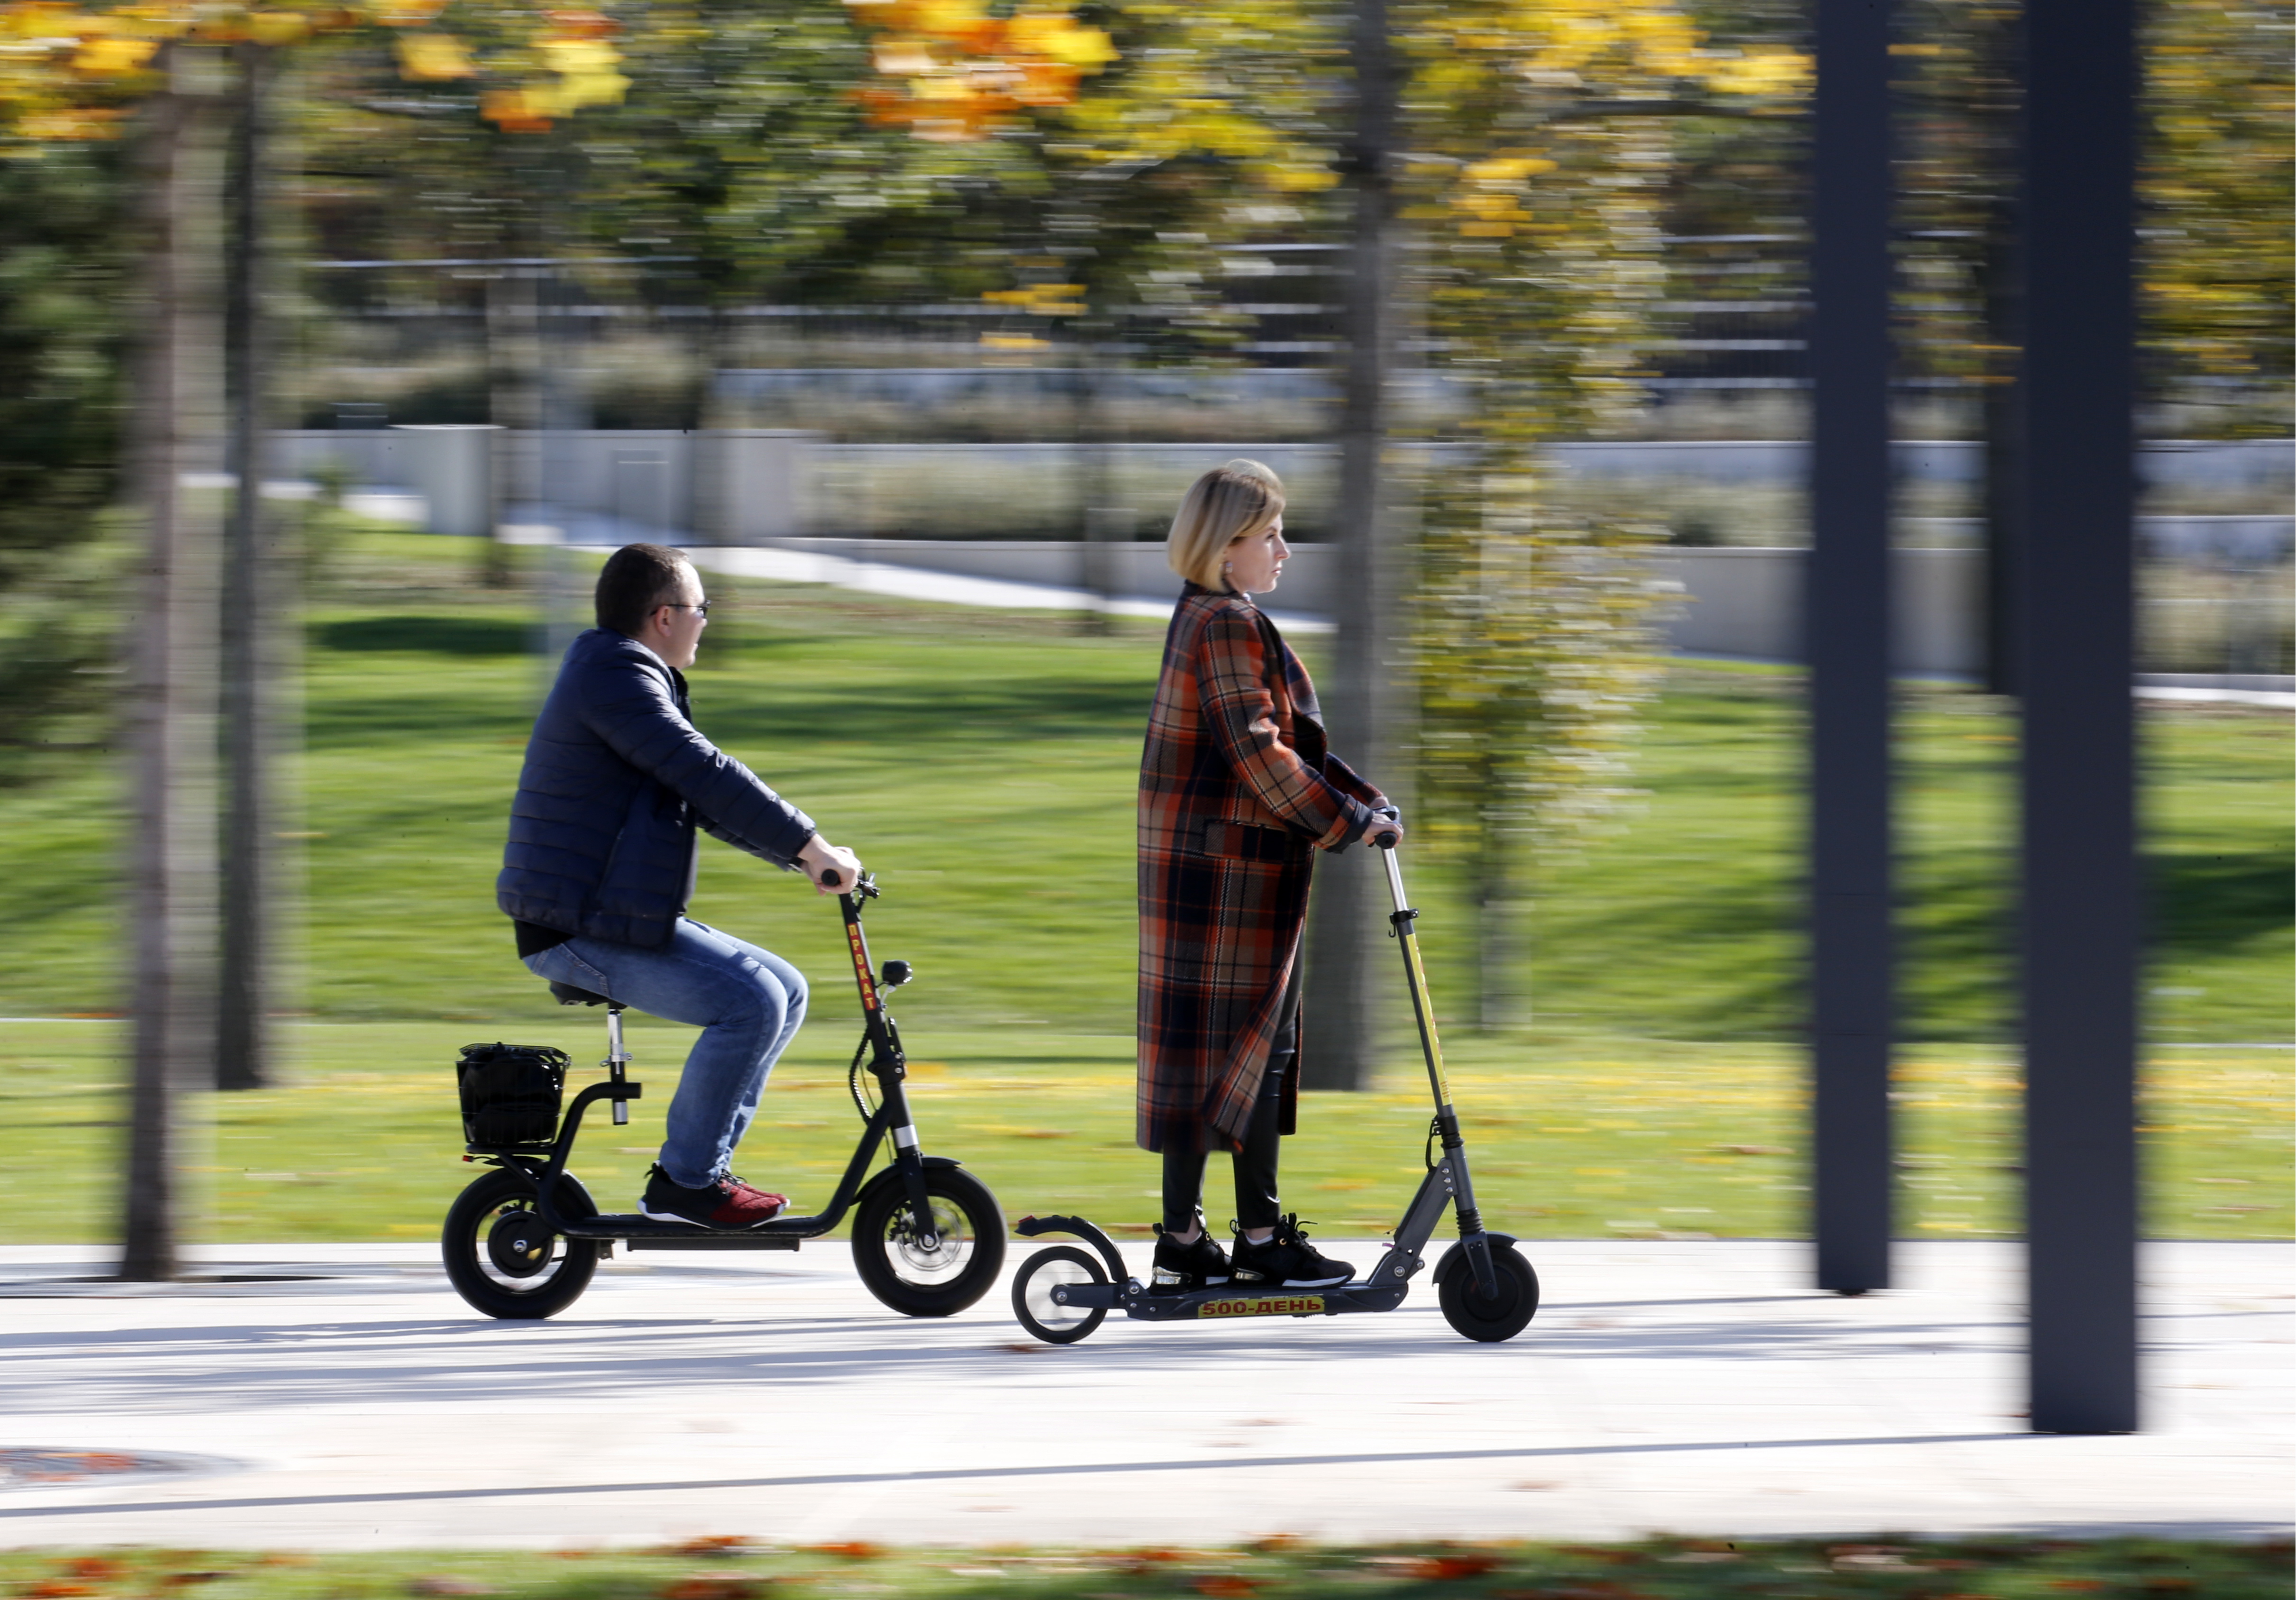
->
xmin=666 ymin=602 xmax=711 ymax=619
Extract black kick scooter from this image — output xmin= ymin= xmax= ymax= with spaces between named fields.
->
xmin=442 ymin=872 xmax=1004 ymax=1320
xmin=1008 ymin=836 xmax=1540 ymax=1344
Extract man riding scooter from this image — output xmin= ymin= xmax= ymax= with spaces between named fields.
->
xmin=497 ymin=542 xmax=862 ymax=1229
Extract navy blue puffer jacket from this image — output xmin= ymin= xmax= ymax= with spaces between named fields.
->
xmin=497 ymin=628 xmax=816 ymax=948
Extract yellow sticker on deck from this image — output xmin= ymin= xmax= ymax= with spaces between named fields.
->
xmin=1196 ymin=1294 xmax=1327 ymax=1319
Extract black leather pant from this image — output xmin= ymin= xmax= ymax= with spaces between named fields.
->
xmin=1162 ymin=1016 xmax=1295 ymax=1236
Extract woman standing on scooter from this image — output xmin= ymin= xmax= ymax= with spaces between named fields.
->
xmin=1138 ymin=459 xmax=1403 ymax=1292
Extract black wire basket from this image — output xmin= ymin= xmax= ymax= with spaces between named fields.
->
xmin=455 ymin=1042 xmax=571 ymax=1148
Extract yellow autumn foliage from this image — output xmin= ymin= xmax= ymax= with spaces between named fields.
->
xmin=395 ymin=29 xmax=472 ymax=82
xmin=1 ymin=0 xmax=632 ymax=147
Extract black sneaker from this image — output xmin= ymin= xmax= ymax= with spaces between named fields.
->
xmin=1230 ymin=1215 xmax=1354 ymax=1289
xmin=1152 ymin=1223 xmax=1231 ymax=1290
xmin=638 ymin=1163 xmax=788 ymax=1228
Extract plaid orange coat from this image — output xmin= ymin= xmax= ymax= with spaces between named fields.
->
xmin=1138 ymin=584 xmax=1388 ymax=1153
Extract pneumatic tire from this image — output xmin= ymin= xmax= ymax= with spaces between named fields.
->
xmin=851 ymin=1165 xmax=1005 ymax=1317
xmin=442 ymin=1167 xmax=598 ymax=1320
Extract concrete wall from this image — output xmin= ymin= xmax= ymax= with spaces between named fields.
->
xmin=694 ymin=430 xmax=811 ymax=543
xmin=392 ymin=425 xmax=495 ymax=537
xmin=533 ymin=429 xmax=696 ymax=534
xmin=1546 ymin=438 xmax=2292 ymax=493
xmin=1657 ymin=548 xmax=1983 ymax=675
xmin=761 ymin=536 xmax=1339 ymax=619
xmin=271 ymin=431 xmax=2288 ymax=546
xmin=273 ymin=428 xmax=492 ymax=533
xmin=757 ymin=539 xmax=1987 ymax=675
xmin=274 ymin=429 xmax=411 ymax=485
xmin=274 ymin=427 xmax=807 ymax=542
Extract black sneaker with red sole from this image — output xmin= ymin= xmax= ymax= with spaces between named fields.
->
xmin=639 ymin=1164 xmax=789 ymax=1227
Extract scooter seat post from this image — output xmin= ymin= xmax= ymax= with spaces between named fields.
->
xmin=605 ymin=1004 xmax=630 ymax=1127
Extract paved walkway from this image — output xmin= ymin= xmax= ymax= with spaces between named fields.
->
xmin=1 ymin=1241 xmax=2287 ymax=1549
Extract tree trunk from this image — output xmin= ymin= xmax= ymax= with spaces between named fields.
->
xmin=122 ymin=47 xmax=225 ymax=1280
xmin=1076 ymin=330 xmax=1135 ymax=633
xmin=1075 ymin=335 xmax=1110 ymax=633
xmin=1476 ymin=791 xmax=1521 ymax=1036
xmin=483 ymin=269 xmax=535 ymax=588
xmin=1301 ymin=0 xmax=1400 ymax=1092
xmin=217 ymin=39 xmax=275 ymax=1091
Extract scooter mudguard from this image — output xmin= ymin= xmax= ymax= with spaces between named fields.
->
xmin=1013 ymin=1214 xmax=1131 ymax=1283
xmin=1431 ymin=1233 xmax=1519 ymax=1288
xmin=523 ymin=1168 xmax=601 ymax=1235
xmin=851 ymin=1154 xmax=968 ymax=1214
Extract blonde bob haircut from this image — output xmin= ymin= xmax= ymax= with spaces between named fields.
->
xmin=1166 ymin=458 xmax=1286 ymax=591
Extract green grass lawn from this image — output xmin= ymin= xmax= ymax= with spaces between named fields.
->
xmin=0 ymin=531 xmax=2285 ymax=1246
xmin=3 ymin=1019 xmax=2285 ymax=1245
xmin=0 ymin=1537 xmax=2287 ymax=1600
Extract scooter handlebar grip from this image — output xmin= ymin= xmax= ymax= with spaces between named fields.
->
xmin=1372 ymin=831 xmax=1399 ymax=850
xmin=819 ymin=868 xmax=840 ymax=887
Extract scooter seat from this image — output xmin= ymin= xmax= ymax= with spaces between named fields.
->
xmin=547 ymin=979 xmax=615 ymax=1008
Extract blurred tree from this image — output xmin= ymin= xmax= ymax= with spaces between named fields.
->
xmin=3 ymin=0 xmax=637 ymax=1268
xmin=2136 ymin=0 xmax=2292 ymax=426
xmin=0 ymin=146 xmax=132 ymax=788
xmin=829 ymin=0 xmax=1802 ymax=1045
xmin=1393 ymin=4 xmax=1800 ymax=1032
xmin=1898 ymin=0 xmax=2293 ymax=429
xmin=119 ymin=42 xmax=227 ymax=1283
xmin=218 ymin=36 xmax=284 ymax=1091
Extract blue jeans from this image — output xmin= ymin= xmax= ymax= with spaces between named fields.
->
xmin=523 ymin=918 xmax=808 ymax=1190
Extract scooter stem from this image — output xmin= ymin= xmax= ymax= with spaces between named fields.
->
xmin=1377 ymin=842 xmax=1452 ymax=1112
xmin=1380 ymin=840 xmax=1410 ymax=914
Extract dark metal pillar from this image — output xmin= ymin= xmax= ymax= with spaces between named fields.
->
xmin=1808 ymin=0 xmax=1895 ymax=1294
xmin=2018 ymin=0 xmax=2140 ymax=1435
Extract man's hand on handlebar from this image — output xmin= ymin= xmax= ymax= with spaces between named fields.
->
xmin=798 ymin=834 xmax=863 ymax=895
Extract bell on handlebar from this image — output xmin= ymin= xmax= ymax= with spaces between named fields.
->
xmin=879 ymin=959 xmax=913 ymax=989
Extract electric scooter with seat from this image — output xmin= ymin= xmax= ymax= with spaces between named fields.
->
xmin=442 ymin=874 xmax=1004 ymax=1320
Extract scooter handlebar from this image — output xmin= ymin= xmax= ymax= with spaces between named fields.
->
xmin=1371 ymin=806 xmax=1403 ymax=850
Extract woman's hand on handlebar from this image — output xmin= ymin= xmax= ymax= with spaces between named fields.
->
xmin=798 ymin=834 xmax=863 ymax=894
xmin=1369 ymin=806 xmax=1405 ymax=849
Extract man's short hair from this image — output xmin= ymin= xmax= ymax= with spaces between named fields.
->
xmin=595 ymin=543 xmax=692 ymax=636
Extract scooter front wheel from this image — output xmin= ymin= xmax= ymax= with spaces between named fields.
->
xmin=1011 ymin=1244 xmax=1110 ymax=1345
xmin=851 ymin=1165 xmax=1006 ymax=1317
xmin=1437 ymin=1242 xmax=1540 ymax=1343
xmin=442 ymin=1168 xmax=599 ymax=1320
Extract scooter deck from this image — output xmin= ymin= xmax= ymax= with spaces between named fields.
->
xmin=1057 ymin=1278 xmax=1409 ymax=1321
xmin=554 ymin=1212 xmax=808 ymax=1248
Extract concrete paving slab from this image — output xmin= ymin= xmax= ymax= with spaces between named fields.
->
xmin=0 ymin=1241 xmax=2287 ymax=1549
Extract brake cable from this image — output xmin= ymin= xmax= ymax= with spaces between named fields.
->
xmin=847 ymin=1035 xmax=876 ymax=1122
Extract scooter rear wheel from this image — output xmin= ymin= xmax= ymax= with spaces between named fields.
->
xmin=1437 ymin=1242 xmax=1540 ymax=1343
xmin=1011 ymin=1244 xmax=1110 ymax=1345
xmin=851 ymin=1165 xmax=1005 ymax=1317
xmin=443 ymin=1168 xmax=598 ymax=1320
